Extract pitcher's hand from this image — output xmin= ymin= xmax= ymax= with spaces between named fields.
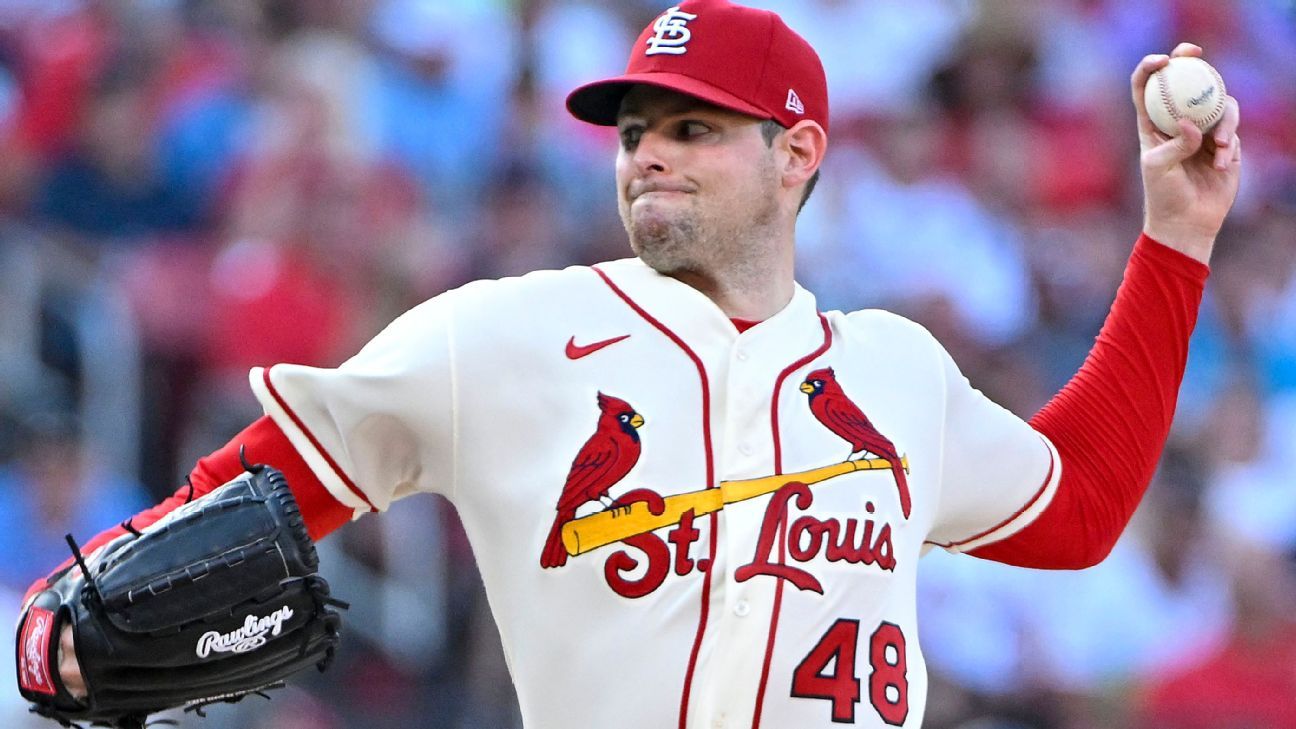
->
xmin=1132 ymin=43 xmax=1241 ymax=263
xmin=58 ymin=624 xmax=87 ymax=699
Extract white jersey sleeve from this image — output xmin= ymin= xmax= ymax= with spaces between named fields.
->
xmin=925 ymin=342 xmax=1061 ymax=551
xmin=248 ymin=286 xmax=464 ymax=515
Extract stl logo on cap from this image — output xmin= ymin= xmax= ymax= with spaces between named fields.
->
xmin=645 ymin=5 xmax=699 ymax=56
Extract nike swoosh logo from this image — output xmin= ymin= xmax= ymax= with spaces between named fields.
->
xmin=566 ymin=334 xmax=630 ymax=360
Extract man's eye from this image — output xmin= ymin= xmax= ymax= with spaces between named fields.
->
xmin=681 ymin=121 xmax=710 ymax=137
xmin=619 ymin=127 xmax=642 ymax=148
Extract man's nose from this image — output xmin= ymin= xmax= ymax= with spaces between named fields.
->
xmin=632 ymin=131 xmax=672 ymax=175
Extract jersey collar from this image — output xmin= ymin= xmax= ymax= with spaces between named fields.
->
xmin=592 ymin=257 xmax=825 ymax=365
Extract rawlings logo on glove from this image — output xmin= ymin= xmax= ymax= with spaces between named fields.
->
xmin=18 ymin=607 xmax=55 ymax=696
xmin=196 ymin=606 xmax=295 ymax=658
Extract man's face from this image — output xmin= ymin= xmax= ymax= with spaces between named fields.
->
xmin=615 ymin=86 xmax=782 ymax=277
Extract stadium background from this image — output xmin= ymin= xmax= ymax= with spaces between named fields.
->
xmin=0 ymin=0 xmax=1293 ymax=727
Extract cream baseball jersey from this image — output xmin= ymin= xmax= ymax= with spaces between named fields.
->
xmin=249 ymin=258 xmax=1060 ymax=728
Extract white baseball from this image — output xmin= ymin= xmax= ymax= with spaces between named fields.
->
xmin=1143 ymin=56 xmax=1227 ymax=137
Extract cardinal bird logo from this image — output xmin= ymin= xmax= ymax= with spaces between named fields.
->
xmin=540 ymin=393 xmax=645 ymax=568
xmin=801 ymin=367 xmax=912 ymax=519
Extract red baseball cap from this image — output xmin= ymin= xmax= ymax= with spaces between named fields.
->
xmin=566 ymin=0 xmax=829 ymax=133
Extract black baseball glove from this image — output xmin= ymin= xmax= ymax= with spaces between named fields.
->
xmin=15 ymin=464 xmax=347 ymax=728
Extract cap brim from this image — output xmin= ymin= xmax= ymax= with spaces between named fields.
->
xmin=566 ymin=72 xmax=771 ymax=126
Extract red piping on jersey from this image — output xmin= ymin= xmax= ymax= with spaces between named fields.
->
xmin=592 ymin=266 xmax=717 ymax=729
xmin=752 ymin=313 xmax=833 ymax=729
xmin=924 ymin=436 xmax=1056 ymax=550
xmin=262 ymin=367 xmax=378 ymax=512
xmin=768 ymin=315 xmax=832 ymax=474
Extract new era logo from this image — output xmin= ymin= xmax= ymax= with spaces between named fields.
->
xmin=785 ymin=89 xmax=805 ymax=115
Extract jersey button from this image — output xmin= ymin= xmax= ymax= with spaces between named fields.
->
xmin=736 ymin=350 xmax=749 ymax=362
xmin=734 ymin=600 xmax=750 ymax=617
xmin=739 ymin=443 xmax=753 ymax=456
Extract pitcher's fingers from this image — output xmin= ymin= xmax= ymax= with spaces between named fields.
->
xmin=58 ymin=624 xmax=87 ymax=699
xmin=1213 ymin=96 xmax=1240 ymax=146
xmin=1214 ymin=133 xmax=1238 ymax=170
xmin=1169 ymin=42 xmax=1203 ymax=58
xmin=1132 ymin=54 xmax=1171 ymax=141
xmin=1145 ymin=118 xmax=1204 ymax=171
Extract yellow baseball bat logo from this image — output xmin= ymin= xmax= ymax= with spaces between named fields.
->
xmin=561 ymin=456 xmax=908 ymax=557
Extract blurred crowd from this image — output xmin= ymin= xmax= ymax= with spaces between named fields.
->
xmin=0 ymin=1 xmax=1292 ymax=727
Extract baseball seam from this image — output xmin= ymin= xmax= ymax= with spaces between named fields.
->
xmin=1157 ymin=71 xmax=1182 ymax=124
xmin=1157 ymin=63 xmax=1227 ymax=131
xmin=1203 ymin=65 xmax=1226 ymax=128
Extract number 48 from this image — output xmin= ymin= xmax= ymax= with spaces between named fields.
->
xmin=791 ymin=619 xmax=909 ymax=725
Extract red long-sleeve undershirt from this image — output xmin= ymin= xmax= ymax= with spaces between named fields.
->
xmin=971 ymin=234 xmax=1209 ymax=567
xmin=27 ymin=234 xmax=1207 ymax=605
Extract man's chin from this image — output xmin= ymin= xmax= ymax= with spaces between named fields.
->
xmin=631 ymin=235 xmax=681 ymax=271
xmin=636 ymin=242 xmax=708 ymax=280
xmin=625 ymin=210 xmax=698 ymax=269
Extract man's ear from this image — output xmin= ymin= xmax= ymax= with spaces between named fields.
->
xmin=780 ymin=120 xmax=827 ymax=190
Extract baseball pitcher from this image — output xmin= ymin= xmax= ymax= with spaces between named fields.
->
xmin=15 ymin=1 xmax=1241 ymax=727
